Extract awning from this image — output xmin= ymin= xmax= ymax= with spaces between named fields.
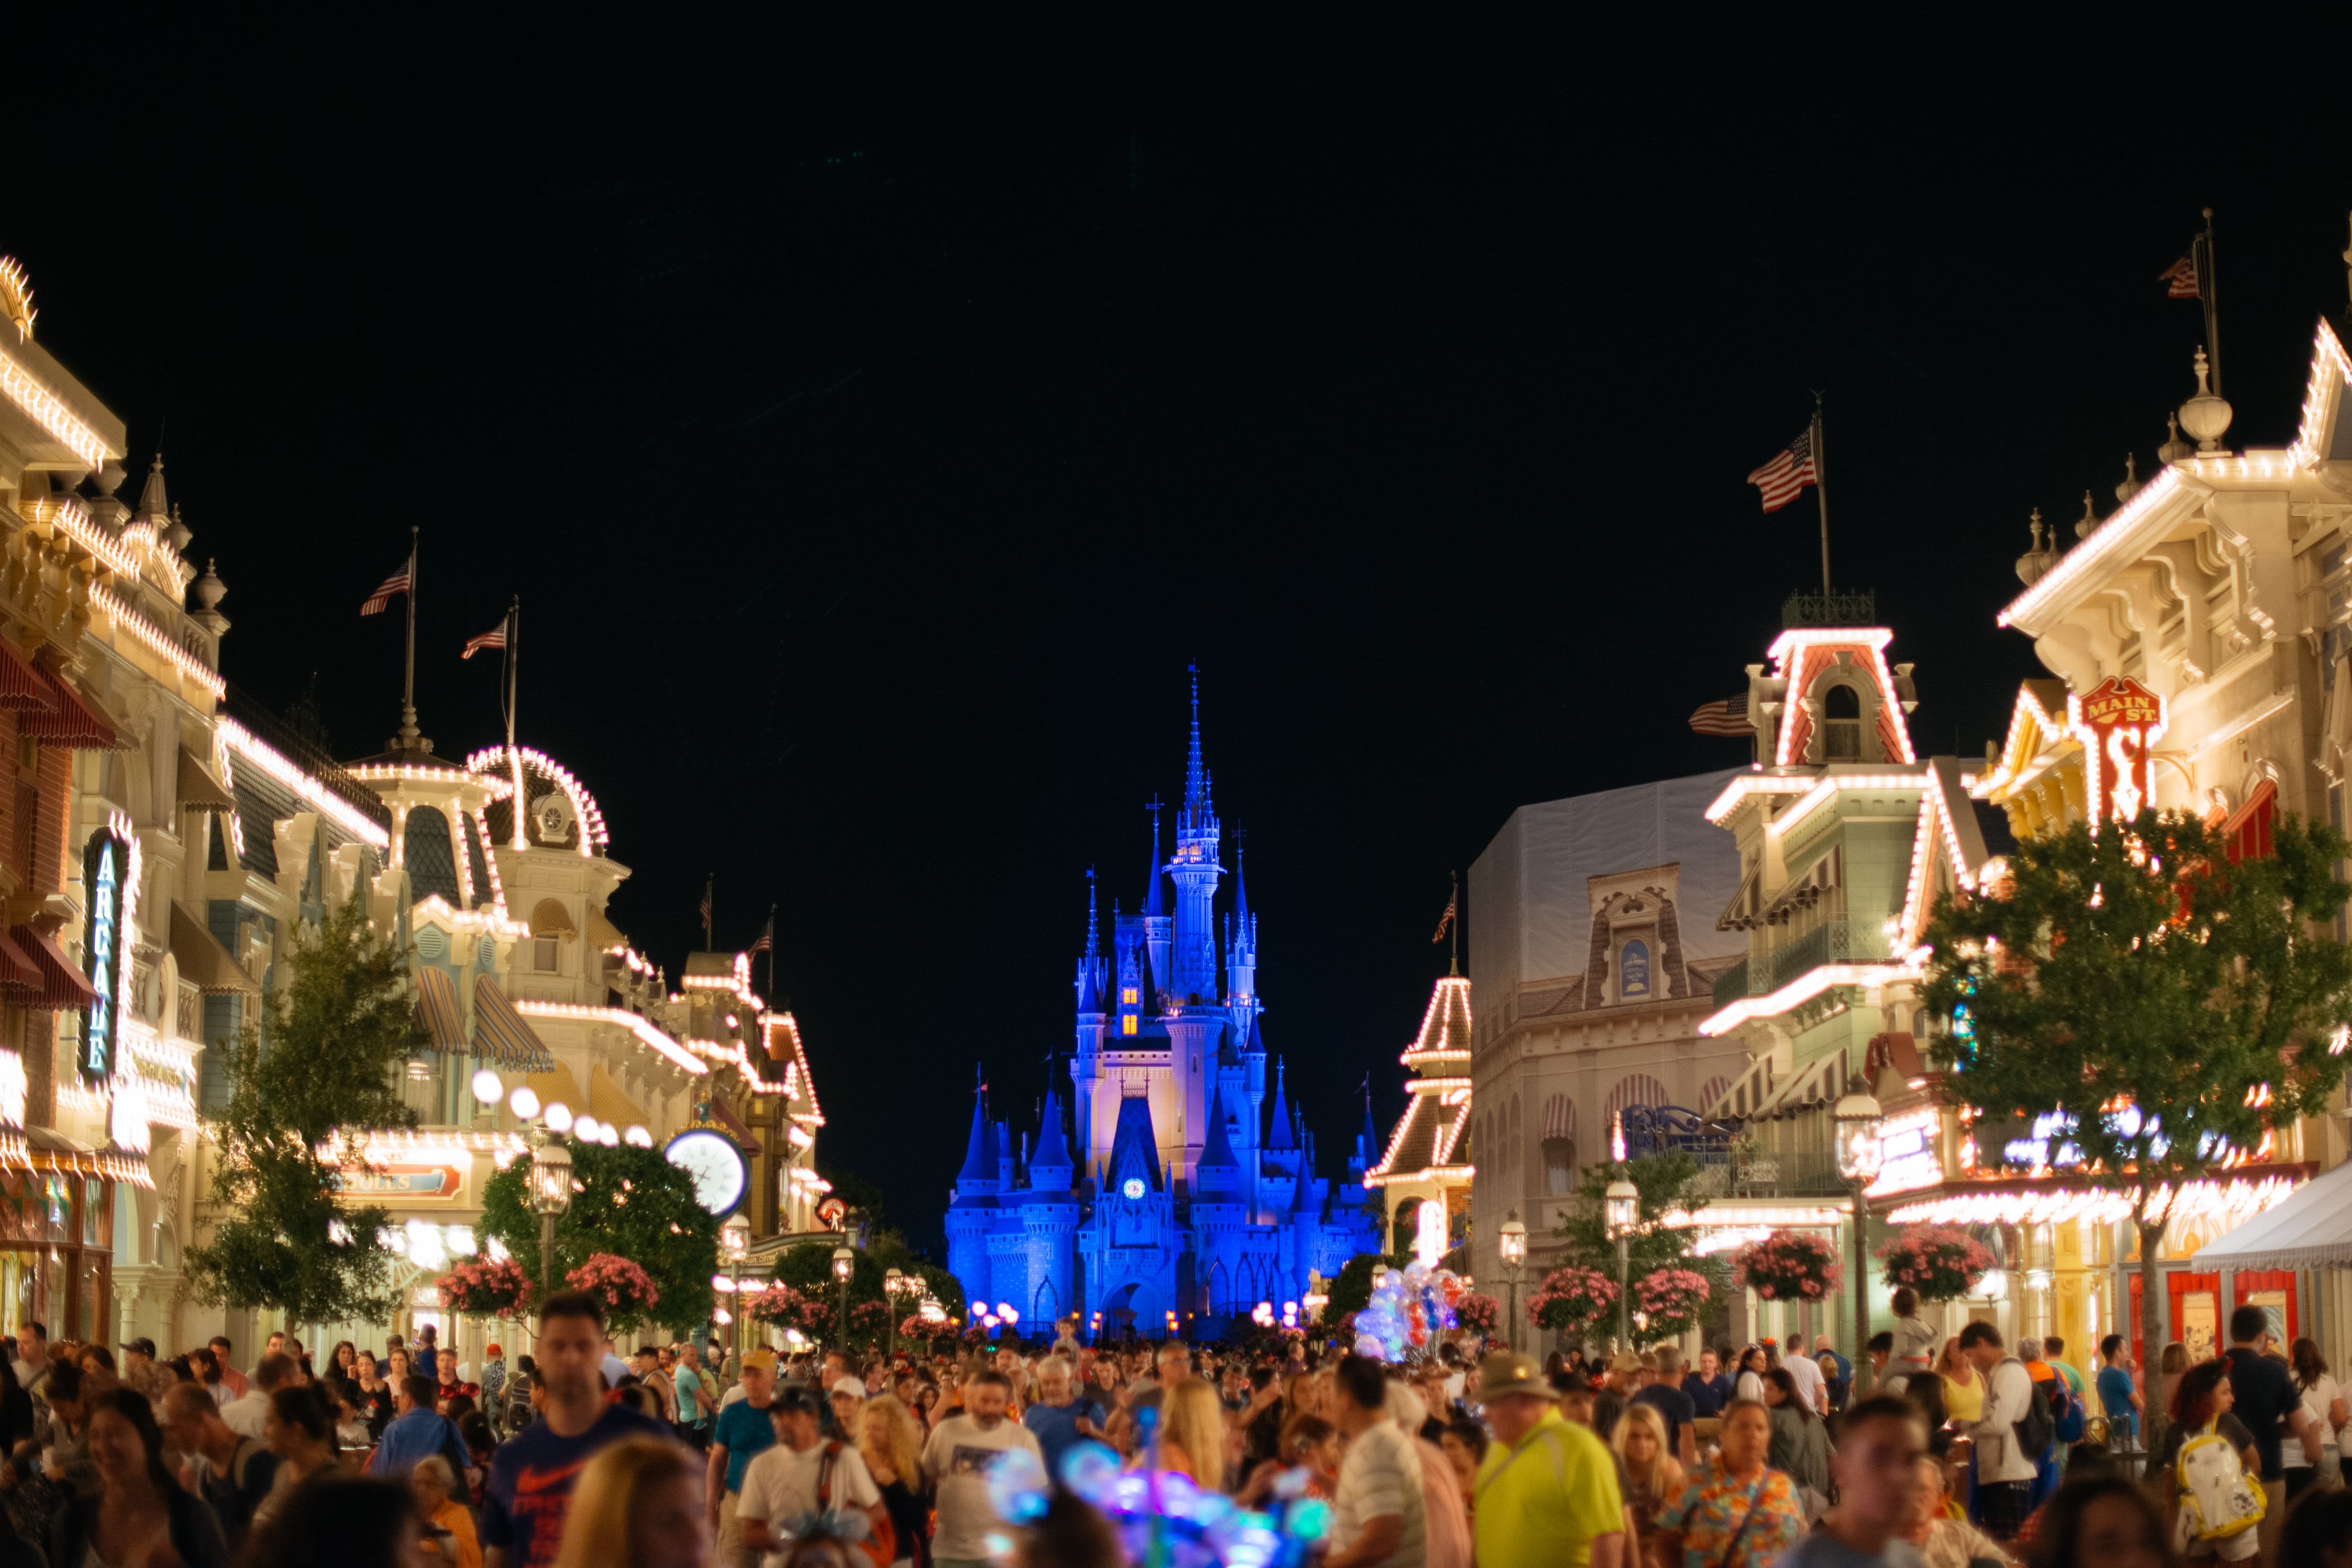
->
xmin=169 ymin=902 xmax=257 ymax=995
xmin=19 ymin=670 xmax=124 ymax=749
xmin=707 ymin=1090 xmax=762 ymax=1154
xmin=516 ymin=1059 xmax=585 ymax=1124
xmin=472 ymin=976 xmax=555 ymax=1073
xmin=25 ymin=1126 xmax=152 ymax=1188
xmin=1760 ymin=846 xmax=1843 ymax=926
xmin=176 ymin=746 xmax=236 ymax=811
xmin=412 ymin=966 xmax=467 ymax=1053
xmin=0 ymin=929 xmax=40 ymax=993
xmin=10 ymin=926 xmax=96 ymax=1012
xmin=588 ymin=1064 xmax=650 ymax=1136
xmin=0 ymin=639 xmax=50 ymax=710
xmin=1748 ymin=1049 xmax=1849 ymax=1121
xmin=2193 ymin=1159 xmax=2351 ymax=1271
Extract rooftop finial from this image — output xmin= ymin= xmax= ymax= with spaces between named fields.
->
xmin=2076 ymin=490 xmax=2098 ymax=540
xmin=2158 ymin=410 xmax=2193 ymax=465
xmin=1144 ymin=798 xmax=1166 ymax=918
xmin=135 ymin=453 xmax=169 ymax=526
xmin=2180 ymin=347 xmax=2233 ymax=454
xmin=2115 ymin=451 xmax=2141 ymax=505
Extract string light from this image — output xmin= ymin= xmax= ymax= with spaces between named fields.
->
xmin=510 ymin=1000 xmax=710 ymax=1075
xmin=2288 ymin=318 xmax=2352 ymax=469
xmin=218 ymin=718 xmax=388 ymax=847
xmin=2000 ymin=465 xmax=2187 ymax=629
xmin=462 ymin=745 xmax=610 ymax=855
xmin=1886 ymin=1173 xmax=2299 ymax=1229
xmin=0 ymin=342 xmax=113 ymax=470
xmin=1699 ymin=960 xmax=1915 ymax=1037
xmin=89 ymin=583 xmax=226 ymax=701
xmin=40 ymin=493 xmax=144 ymax=580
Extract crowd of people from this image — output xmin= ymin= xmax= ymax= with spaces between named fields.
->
xmin=9 ymin=1292 xmax=2352 ymax=1568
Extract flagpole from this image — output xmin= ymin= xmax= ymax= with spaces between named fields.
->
xmin=1449 ymin=870 xmax=1460 ymax=977
xmin=766 ymin=903 xmax=777 ymax=999
xmin=1811 ymin=393 xmax=1832 ymax=595
xmin=400 ymin=526 xmax=420 ymax=747
xmin=2200 ymin=207 xmax=2222 ymax=395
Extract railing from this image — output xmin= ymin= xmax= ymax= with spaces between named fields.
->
xmin=221 ymin=682 xmax=394 ymax=830
xmin=1688 ymin=1148 xmax=1849 ymax=1198
xmin=1711 ymin=959 xmax=1749 ymax=1009
xmin=176 ymin=979 xmax=201 ymax=1043
xmin=1767 ymin=918 xmax=1887 ymax=991
xmin=1782 ymin=589 xmax=1876 ymax=628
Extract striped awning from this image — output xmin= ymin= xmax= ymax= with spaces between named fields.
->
xmin=177 ymin=746 xmax=236 ymax=810
xmin=11 ymin=926 xmax=96 ymax=1012
xmin=1760 ymin=846 xmax=1843 ymax=926
xmin=413 ymin=966 xmax=467 ymax=1054
xmin=0 ymin=929 xmax=40 ymax=993
xmin=25 ymin=1126 xmax=152 ymax=1187
xmin=169 ymin=902 xmax=257 ymax=995
xmin=1749 ymin=1050 xmax=1850 ymax=1121
xmin=1542 ymin=1093 xmax=1575 ymax=1143
xmin=471 ymin=976 xmax=555 ymax=1073
xmin=0 ymin=639 xmax=48 ymax=709
xmin=19 ymin=669 xmax=124 ymax=749
xmin=588 ymin=1064 xmax=650 ymax=1135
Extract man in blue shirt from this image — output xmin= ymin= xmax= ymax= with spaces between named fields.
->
xmin=2094 ymin=1334 xmax=2142 ymax=1441
xmin=1021 ymin=1355 xmax=1105 ymax=1475
xmin=705 ymin=1348 xmax=780 ymax=1568
xmin=1681 ymin=1347 xmax=1733 ymax=1416
xmin=370 ymin=1374 xmax=471 ymax=1483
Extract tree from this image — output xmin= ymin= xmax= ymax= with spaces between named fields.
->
xmin=479 ymin=1140 xmax=720 ymax=1332
xmin=769 ymin=1236 xmax=962 ymax=1336
xmin=1551 ymin=1149 xmax=1731 ymax=1310
xmin=1921 ymin=808 xmax=2352 ymax=1452
xmin=1323 ymin=1252 xmax=1405 ymax=1322
xmin=185 ymin=893 xmax=417 ymax=1329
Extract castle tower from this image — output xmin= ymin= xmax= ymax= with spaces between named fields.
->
xmin=1168 ymin=669 xmax=1225 ymax=1004
xmin=1142 ymin=806 xmax=1172 ymax=1000
xmin=1020 ymin=1088 xmax=1080 ymax=1329
xmin=1072 ymin=875 xmax=1108 ymax=1168
xmin=946 ymin=1071 xmax=1000 ymax=1310
xmin=1224 ymin=844 xmax=1259 ymax=1020
xmin=1283 ymin=1125 xmax=1323 ymax=1300
xmin=1193 ymin=1082 xmax=1246 ymax=1315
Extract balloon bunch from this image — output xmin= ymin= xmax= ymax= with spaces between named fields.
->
xmin=986 ymin=1414 xmax=1332 ymax=1568
xmin=1352 ymin=1262 xmax=1469 ymax=1363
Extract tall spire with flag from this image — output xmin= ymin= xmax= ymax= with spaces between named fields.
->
xmin=1432 ymin=872 xmax=1459 ymax=976
xmin=2161 ymin=208 xmax=2224 ymax=394
xmin=362 ymin=528 xmax=428 ymax=755
xmin=699 ymin=874 xmax=714 ymax=950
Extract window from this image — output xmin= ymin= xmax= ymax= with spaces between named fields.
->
xmin=1543 ymin=1138 xmax=1577 ymax=1194
xmin=1619 ymin=939 xmax=1652 ymax=999
xmin=534 ymin=936 xmax=559 ymax=972
xmin=1823 ymin=683 xmax=1862 ymax=759
xmin=1121 ymin=987 xmax=1137 ymax=1005
xmin=1122 ymin=1016 xmax=1137 ymax=1036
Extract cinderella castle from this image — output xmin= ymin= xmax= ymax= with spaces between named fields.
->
xmin=947 ymin=678 xmax=1382 ymax=1339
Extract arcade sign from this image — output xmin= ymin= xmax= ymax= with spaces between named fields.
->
xmin=2069 ymin=675 xmax=2166 ymax=830
xmin=80 ymin=831 xmax=126 ymax=1083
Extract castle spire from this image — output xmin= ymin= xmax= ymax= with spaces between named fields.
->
xmin=1200 ymin=1081 xmax=1240 ymax=1173
xmin=1266 ymin=1058 xmax=1295 ymax=1150
xmin=134 ymin=452 xmax=168 ymax=525
xmin=1083 ymin=868 xmax=1100 ymax=965
xmin=956 ymin=1067 xmax=992 ymax=1184
xmin=1033 ymin=1085 xmax=1073 ymax=1172
xmin=1234 ymin=837 xmax=1249 ymax=926
xmin=1145 ymin=801 xmax=1166 ymax=919
xmin=1182 ymin=663 xmax=1210 ymax=821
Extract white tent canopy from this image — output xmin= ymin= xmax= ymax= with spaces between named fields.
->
xmin=2194 ymin=1160 xmax=2352 ymax=1272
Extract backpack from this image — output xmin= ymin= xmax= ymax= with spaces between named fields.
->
xmin=2000 ymin=1357 xmax=2056 ymax=1459
xmin=2046 ymin=1371 xmax=2085 ymax=1444
xmin=2175 ymin=1423 xmax=2266 ymax=1542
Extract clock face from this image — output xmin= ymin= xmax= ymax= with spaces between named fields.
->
xmin=664 ymin=1131 xmax=747 ymax=1215
xmin=1122 ymin=1177 xmax=1146 ymax=1201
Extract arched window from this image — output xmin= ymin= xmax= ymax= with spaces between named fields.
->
xmin=1823 ymin=683 xmax=1863 ymax=759
xmin=1541 ymin=1093 xmax=1577 ymax=1194
xmin=1619 ymin=939 xmax=1652 ymax=1000
xmin=402 ymin=806 xmax=459 ymax=905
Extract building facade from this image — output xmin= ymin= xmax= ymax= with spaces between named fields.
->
xmin=947 ymin=685 xmax=1380 ymax=1339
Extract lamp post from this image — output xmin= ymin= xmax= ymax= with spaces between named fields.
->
xmin=1834 ymin=1088 xmax=1886 ymax=1390
xmin=1605 ymin=1177 xmax=1639 ymax=1352
xmin=721 ymin=1213 xmax=752 ymax=1359
xmin=527 ymin=1126 xmax=574 ymax=1329
xmin=885 ymin=1267 xmax=923 ymax=1361
xmin=832 ymin=1244 xmax=856 ymax=1355
xmin=1497 ymin=1212 xmax=1528 ymax=1353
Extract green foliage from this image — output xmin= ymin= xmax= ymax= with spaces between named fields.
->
xmin=479 ymin=1140 xmax=720 ymax=1331
xmin=1921 ymin=807 xmax=2352 ymax=1450
xmin=1324 ymin=1252 xmax=1405 ymax=1321
xmin=184 ymin=894 xmax=417 ymax=1326
xmin=1920 ymin=810 xmax=2352 ymax=1207
xmin=1550 ymin=1150 xmax=1731 ymax=1302
xmin=817 ymin=1166 xmax=889 ymax=1230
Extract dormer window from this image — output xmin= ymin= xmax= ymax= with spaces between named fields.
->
xmin=1823 ymin=683 xmax=1863 ymax=759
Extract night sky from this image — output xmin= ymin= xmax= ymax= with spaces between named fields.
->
xmin=13 ymin=17 xmax=2347 ymax=1246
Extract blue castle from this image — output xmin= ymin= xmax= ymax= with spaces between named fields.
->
xmin=947 ymin=676 xmax=1381 ymax=1339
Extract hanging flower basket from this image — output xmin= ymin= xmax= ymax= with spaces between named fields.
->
xmin=1733 ymin=1230 xmax=1842 ymax=1303
xmin=747 ymin=1283 xmax=825 ymax=1333
xmin=437 ymin=1256 xmax=533 ymax=1319
xmin=1452 ymin=1292 xmax=1501 ymax=1336
xmin=1526 ymin=1266 xmax=1620 ymax=1338
xmin=1631 ymin=1268 xmax=1712 ymax=1340
xmin=565 ymin=1252 xmax=660 ymax=1331
xmin=1874 ymin=1225 xmax=1997 ymax=1304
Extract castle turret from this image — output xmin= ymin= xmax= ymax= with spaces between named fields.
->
xmin=946 ymin=1070 xmax=1000 ymax=1312
xmin=1073 ymin=875 xmax=1107 ymax=1168
xmin=1143 ymin=806 xmax=1172 ymax=997
xmin=1019 ymin=1087 xmax=1081 ymax=1330
xmin=1225 ymin=844 xmax=1258 ymax=1016
xmin=1168 ymin=669 xmax=1224 ymax=1004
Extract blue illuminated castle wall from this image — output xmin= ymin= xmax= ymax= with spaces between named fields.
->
xmin=947 ymin=682 xmax=1381 ymax=1336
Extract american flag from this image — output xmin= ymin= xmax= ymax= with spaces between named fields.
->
xmin=460 ymin=618 xmax=508 ymax=660
xmin=2160 ymin=254 xmax=2199 ymax=300
xmin=1688 ymin=693 xmax=1756 ymax=737
xmin=699 ymin=876 xmax=713 ymax=936
xmin=748 ymin=910 xmax=774 ymax=954
xmin=1431 ymin=886 xmax=1456 ymax=945
xmin=359 ymin=559 xmax=411 ymax=615
xmin=1745 ymin=429 xmax=1817 ymax=513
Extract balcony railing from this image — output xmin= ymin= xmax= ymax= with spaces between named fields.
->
xmin=1711 ymin=959 xmax=1749 ymax=1009
xmin=1688 ymin=1148 xmax=1850 ymax=1198
xmin=1768 ymin=918 xmax=1888 ymax=991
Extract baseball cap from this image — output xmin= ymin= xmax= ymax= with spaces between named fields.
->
xmin=121 ymin=1338 xmax=156 ymax=1359
xmin=772 ymin=1383 xmax=821 ymax=1415
xmin=485 ymin=1344 xmax=502 ymax=1357
xmin=1474 ymin=1351 xmax=1550 ymax=1404
xmin=1609 ymin=1351 xmax=1643 ymax=1374
xmin=740 ymin=1348 xmax=779 ymax=1372
xmin=831 ymin=1375 xmax=867 ymax=1398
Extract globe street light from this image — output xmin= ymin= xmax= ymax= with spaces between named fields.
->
xmin=1605 ymin=1177 xmax=1639 ymax=1351
xmin=527 ymin=1127 xmax=574 ymax=1331
xmin=832 ymin=1244 xmax=857 ymax=1353
xmin=1497 ymin=1212 xmax=1528 ymax=1353
xmin=1834 ymin=1089 xmax=1885 ymax=1388
xmin=883 ymin=1267 xmax=906 ymax=1359
xmin=721 ymin=1213 xmax=753 ymax=1359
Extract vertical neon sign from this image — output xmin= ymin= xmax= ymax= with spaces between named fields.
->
xmin=80 ymin=832 xmax=124 ymax=1082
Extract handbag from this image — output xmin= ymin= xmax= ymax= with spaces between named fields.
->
xmin=1712 ymin=1477 xmax=1765 ymax=1568
xmin=818 ymin=1440 xmax=897 ymax=1568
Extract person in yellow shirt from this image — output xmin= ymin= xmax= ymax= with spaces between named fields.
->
xmin=1471 ymin=1352 xmax=1627 ymax=1568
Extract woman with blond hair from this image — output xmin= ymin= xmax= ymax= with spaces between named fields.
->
xmin=861 ymin=1392 xmax=929 ymax=1568
xmin=1155 ymin=1378 xmax=1227 ymax=1491
xmin=1611 ymin=1401 xmax=1687 ymax=1547
xmin=550 ymin=1435 xmax=710 ymax=1568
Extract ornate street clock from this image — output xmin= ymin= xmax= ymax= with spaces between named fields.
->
xmin=1121 ymin=1177 xmax=1146 ymax=1201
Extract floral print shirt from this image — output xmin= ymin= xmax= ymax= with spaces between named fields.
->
xmin=1656 ymin=1462 xmax=1806 ymax=1568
